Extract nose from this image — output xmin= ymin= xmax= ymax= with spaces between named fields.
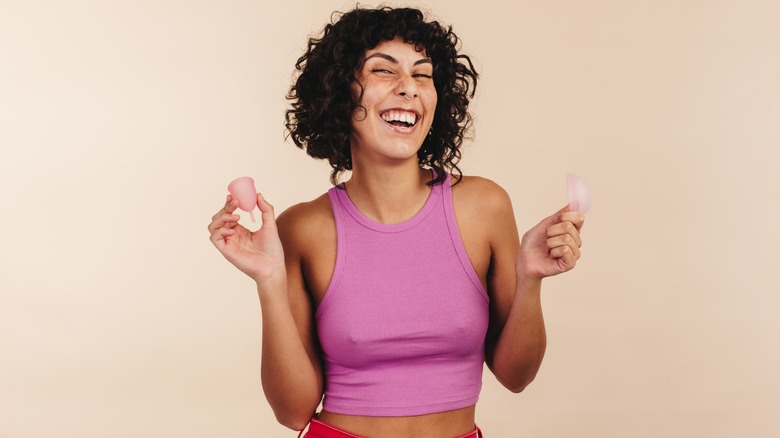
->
xmin=395 ymin=74 xmax=418 ymax=100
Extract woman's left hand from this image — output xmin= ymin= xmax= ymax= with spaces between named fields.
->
xmin=517 ymin=205 xmax=585 ymax=281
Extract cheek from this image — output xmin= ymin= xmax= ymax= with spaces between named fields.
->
xmin=350 ymin=82 xmax=375 ymax=123
xmin=351 ymin=79 xmax=374 ymax=108
xmin=422 ymin=84 xmax=438 ymax=105
xmin=423 ymin=91 xmax=438 ymax=117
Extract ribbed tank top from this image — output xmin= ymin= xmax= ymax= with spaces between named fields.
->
xmin=316 ymin=172 xmax=490 ymax=417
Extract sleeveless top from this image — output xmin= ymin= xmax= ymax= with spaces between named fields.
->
xmin=316 ymin=172 xmax=490 ymax=417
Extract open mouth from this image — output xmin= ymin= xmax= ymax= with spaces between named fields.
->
xmin=380 ymin=109 xmax=419 ymax=129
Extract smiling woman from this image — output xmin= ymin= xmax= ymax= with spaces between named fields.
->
xmin=284 ymin=7 xmax=478 ymax=187
xmin=207 ymin=6 xmax=585 ymax=438
xmin=349 ymin=38 xmax=438 ymax=169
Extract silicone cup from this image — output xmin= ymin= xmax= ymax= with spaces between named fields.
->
xmin=227 ymin=176 xmax=258 ymax=223
xmin=566 ymin=172 xmax=592 ymax=214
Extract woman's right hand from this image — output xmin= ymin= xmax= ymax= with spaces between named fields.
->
xmin=208 ymin=193 xmax=286 ymax=285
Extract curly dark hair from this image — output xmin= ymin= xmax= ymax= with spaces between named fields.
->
xmin=284 ymin=6 xmax=478 ymax=186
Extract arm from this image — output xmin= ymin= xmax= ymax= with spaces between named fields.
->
xmin=482 ymin=188 xmax=584 ymax=393
xmin=261 ymin=202 xmax=324 ymax=430
xmin=208 ymin=194 xmax=322 ymax=430
xmin=486 ymin=262 xmax=546 ymax=393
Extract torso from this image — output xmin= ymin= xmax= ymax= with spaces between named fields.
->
xmin=303 ymin=175 xmax=492 ymax=305
xmin=290 ymin=175 xmax=497 ymax=437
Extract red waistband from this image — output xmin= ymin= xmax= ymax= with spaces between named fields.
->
xmin=299 ymin=417 xmax=483 ymax=438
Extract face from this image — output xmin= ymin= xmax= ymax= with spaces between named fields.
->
xmin=350 ymin=37 xmax=438 ymax=165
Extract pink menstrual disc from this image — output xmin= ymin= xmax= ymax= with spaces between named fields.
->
xmin=227 ymin=176 xmax=258 ymax=223
xmin=566 ymin=173 xmax=592 ymax=214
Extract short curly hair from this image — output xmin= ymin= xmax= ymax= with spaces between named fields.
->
xmin=285 ymin=6 xmax=478 ymax=186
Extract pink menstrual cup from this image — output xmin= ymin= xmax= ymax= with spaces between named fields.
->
xmin=566 ymin=173 xmax=592 ymax=214
xmin=227 ymin=177 xmax=258 ymax=223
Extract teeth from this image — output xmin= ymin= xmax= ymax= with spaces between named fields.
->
xmin=381 ymin=110 xmax=417 ymax=125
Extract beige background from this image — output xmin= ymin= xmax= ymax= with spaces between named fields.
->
xmin=2 ymin=0 xmax=779 ymax=436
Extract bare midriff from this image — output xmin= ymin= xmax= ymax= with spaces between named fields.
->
xmin=317 ymin=405 xmax=477 ymax=438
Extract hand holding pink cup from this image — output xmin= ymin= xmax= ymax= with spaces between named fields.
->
xmin=566 ymin=172 xmax=592 ymax=214
xmin=228 ymin=177 xmax=258 ymax=223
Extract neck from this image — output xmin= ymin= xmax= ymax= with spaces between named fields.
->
xmin=345 ymin=163 xmax=432 ymax=224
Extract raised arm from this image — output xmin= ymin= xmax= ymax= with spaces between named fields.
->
xmin=208 ymin=194 xmax=323 ymax=430
xmin=479 ymin=184 xmax=584 ymax=393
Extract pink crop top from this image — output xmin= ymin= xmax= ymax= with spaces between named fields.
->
xmin=316 ymin=172 xmax=490 ymax=417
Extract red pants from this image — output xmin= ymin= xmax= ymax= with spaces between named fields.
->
xmin=299 ymin=417 xmax=483 ymax=438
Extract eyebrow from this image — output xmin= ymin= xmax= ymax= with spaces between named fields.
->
xmin=364 ymin=52 xmax=432 ymax=66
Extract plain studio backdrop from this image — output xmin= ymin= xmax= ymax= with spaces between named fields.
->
xmin=1 ymin=0 xmax=778 ymax=436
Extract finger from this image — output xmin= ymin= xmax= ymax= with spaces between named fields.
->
xmin=256 ymin=193 xmax=277 ymax=231
xmin=223 ymin=197 xmax=239 ymax=214
xmin=547 ymin=235 xmax=581 ymax=258
xmin=546 ymin=222 xmax=582 ymax=247
xmin=536 ymin=204 xmax=574 ymax=229
xmin=211 ymin=199 xmax=240 ymax=224
xmin=207 ymin=212 xmax=241 ymax=233
xmin=550 ymin=245 xmax=578 ymax=270
xmin=209 ymin=226 xmax=236 ymax=248
xmin=555 ymin=210 xmax=585 ymax=230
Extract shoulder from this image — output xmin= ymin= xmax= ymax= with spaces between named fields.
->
xmin=450 ymin=174 xmax=518 ymax=248
xmin=451 ymin=174 xmax=514 ymax=216
xmin=276 ymin=192 xmax=335 ymax=253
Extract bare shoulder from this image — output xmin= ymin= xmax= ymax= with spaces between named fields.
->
xmin=452 ymin=175 xmax=518 ymax=252
xmin=451 ymin=175 xmax=514 ymax=217
xmin=276 ymin=192 xmax=337 ymax=301
xmin=448 ymin=174 xmax=518 ymax=290
xmin=276 ymin=193 xmax=335 ymax=254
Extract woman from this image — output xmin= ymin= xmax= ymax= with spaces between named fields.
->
xmin=208 ymin=7 xmax=584 ymax=438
